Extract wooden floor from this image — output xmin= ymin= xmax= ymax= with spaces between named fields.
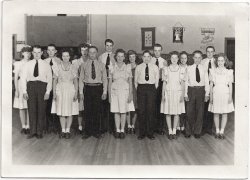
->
xmin=12 ymin=108 xmax=234 ymax=165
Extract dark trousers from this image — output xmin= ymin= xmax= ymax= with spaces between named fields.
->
xmin=180 ymin=102 xmax=187 ymax=128
xmin=202 ymin=101 xmax=214 ymax=133
xmin=155 ymin=80 xmax=164 ymax=132
xmin=101 ymin=97 xmax=114 ymax=133
xmin=137 ymin=84 xmax=156 ymax=136
xmin=27 ymin=81 xmax=47 ymax=135
xmin=84 ymin=84 xmax=103 ymax=135
xmin=45 ymin=91 xmax=60 ymax=132
xmin=185 ymin=86 xmax=205 ymax=135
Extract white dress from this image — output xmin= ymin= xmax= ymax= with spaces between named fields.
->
xmin=51 ymin=63 xmax=79 ymax=116
xmin=208 ymin=68 xmax=234 ymax=113
xmin=110 ymin=63 xmax=135 ymax=113
xmin=13 ymin=59 xmax=29 ymax=109
xmin=160 ymin=65 xmax=186 ymax=115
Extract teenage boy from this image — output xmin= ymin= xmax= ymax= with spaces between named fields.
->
xmin=184 ymin=50 xmax=209 ymax=138
xmin=135 ymin=50 xmax=159 ymax=140
xmin=98 ymin=39 xmax=116 ymax=134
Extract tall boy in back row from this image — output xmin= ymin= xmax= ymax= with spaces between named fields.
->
xmin=201 ymin=46 xmax=216 ymax=135
xmin=184 ymin=50 xmax=209 ymax=138
xmin=98 ymin=39 xmax=116 ymax=134
xmin=44 ymin=44 xmax=61 ymax=133
xmin=150 ymin=44 xmax=167 ymax=135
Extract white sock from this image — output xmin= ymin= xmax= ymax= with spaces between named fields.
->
xmin=26 ymin=124 xmax=30 ymax=129
xmin=216 ymin=128 xmax=220 ymax=134
xmin=62 ymin=128 xmax=66 ymax=133
xmin=22 ymin=125 xmax=26 ymax=129
xmin=220 ymin=129 xmax=224 ymax=134
xmin=176 ymin=127 xmax=180 ymax=130
xmin=168 ymin=128 xmax=173 ymax=135
xmin=128 ymin=125 xmax=132 ymax=128
xmin=66 ymin=128 xmax=70 ymax=133
xmin=78 ymin=126 xmax=82 ymax=131
xmin=173 ymin=128 xmax=177 ymax=135
xmin=117 ymin=129 xmax=121 ymax=133
xmin=131 ymin=125 xmax=134 ymax=128
xmin=181 ymin=126 xmax=185 ymax=131
xmin=121 ymin=129 xmax=124 ymax=133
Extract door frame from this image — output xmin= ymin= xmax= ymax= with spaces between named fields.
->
xmin=224 ymin=37 xmax=235 ymax=56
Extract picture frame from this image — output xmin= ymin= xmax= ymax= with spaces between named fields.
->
xmin=173 ymin=26 xmax=184 ymax=43
xmin=141 ymin=27 xmax=155 ymax=50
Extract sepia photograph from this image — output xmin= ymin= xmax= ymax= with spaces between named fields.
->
xmin=1 ymin=1 xmax=249 ymax=179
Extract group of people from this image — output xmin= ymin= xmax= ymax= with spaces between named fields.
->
xmin=13 ymin=39 xmax=234 ymax=141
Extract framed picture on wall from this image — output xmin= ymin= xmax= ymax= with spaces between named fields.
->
xmin=141 ymin=27 xmax=155 ymax=50
xmin=173 ymin=26 xmax=184 ymax=43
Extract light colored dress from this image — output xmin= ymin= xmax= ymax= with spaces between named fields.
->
xmin=160 ymin=65 xmax=186 ymax=115
xmin=51 ymin=62 xmax=79 ymax=116
xmin=13 ymin=59 xmax=29 ymax=109
xmin=110 ymin=63 xmax=135 ymax=113
xmin=72 ymin=57 xmax=86 ymax=111
xmin=208 ymin=68 xmax=234 ymax=113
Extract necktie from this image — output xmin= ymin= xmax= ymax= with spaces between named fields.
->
xmin=208 ymin=60 xmax=211 ymax=75
xmin=196 ymin=65 xmax=200 ymax=83
xmin=50 ymin=58 xmax=53 ymax=66
xmin=156 ymin=58 xmax=159 ymax=67
xmin=33 ymin=60 xmax=39 ymax=77
xmin=106 ymin=54 xmax=110 ymax=70
xmin=91 ymin=61 xmax=96 ymax=79
xmin=145 ymin=64 xmax=149 ymax=81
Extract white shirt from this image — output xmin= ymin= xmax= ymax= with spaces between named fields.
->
xmin=151 ymin=56 xmax=167 ymax=79
xmin=201 ymin=57 xmax=216 ymax=74
xmin=21 ymin=59 xmax=53 ymax=95
xmin=44 ymin=57 xmax=61 ymax=66
xmin=185 ymin=64 xmax=209 ymax=97
xmin=135 ymin=62 xmax=159 ymax=88
xmin=98 ymin=52 xmax=116 ymax=69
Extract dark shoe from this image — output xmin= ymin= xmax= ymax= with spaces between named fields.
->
xmin=27 ymin=134 xmax=36 ymax=139
xmin=220 ymin=134 xmax=225 ymax=139
xmin=176 ymin=130 xmax=180 ymax=136
xmin=194 ymin=134 xmax=200 ymax=139
xmin=93 ymin=134 xmax=101 ymax=139
xmin=207 ymin=130 xmax=213 ymax=135
xmin=214 ymin=133 xmax=219 ymax=139
xmin=37 ymin=134 xmax=43 ymax=139
xmin=147 ymin=135 xmax=155 ymax=140
xmin=168 ymin=134 xmax=172 ymax=140
xmin=185 ymin=134 xmax=191 ymax=138
xmin=137 ymin=135 xmax=145 ymax=140
xmin=181 ymin=130 xmax=185 ymax=135
xmin=78 ymin=129 xmax=83 ymax=135
xmin=114 ymin=132 xmax=120 ymax=139
xmin=159 ymin=130 xmax=165 ymax=135
xmin=59 ymin=132 xmax=65 ymax=139
xmin=173 ymin=134 xmax=177 ymax=140
xmin=65 ymin=132 xmax=70 ymax=139
xmin=120 ymin=132 xmax=125 ymax=139
xmin=131 ymin=128 xmax=136 ymax=134
xmin=82 ymin=133 xmax=91 ymax=139
xmin=26 ymin=129 xmax=30 ymax=134
xmin=20 ymin=128 xmax=26 ymax=134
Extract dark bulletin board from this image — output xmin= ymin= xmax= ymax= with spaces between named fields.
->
xmin=27 ymin=16 xmax=88 ymax=47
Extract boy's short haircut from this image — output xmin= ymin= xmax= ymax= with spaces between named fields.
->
xmin=47 ymin=44 xmax=57 ymax=49
xmin=105 ymin=39 xmax=114 ymax=45
xmin=32 ymin=45 xmax=42 ymax=51
xmin=79 ymin=43 xmax=90 ymax=49
xmin=88 ymin=46 xmax=98 ymax=52
xmin=153 ymin=43 xmax=162 ymax=50
xmin=142 ymin=50 xmax=152 ymax=56
xmin=206 ymin=46 xmax=215 ymax=52
xmin=192 ymin=50 xmax=203 ymax=57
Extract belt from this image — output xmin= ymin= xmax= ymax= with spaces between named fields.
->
xmin=189 ymin=86 xmax=205 ymax=89
xmin=84 ymin=83 xmax=102 ymax=86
